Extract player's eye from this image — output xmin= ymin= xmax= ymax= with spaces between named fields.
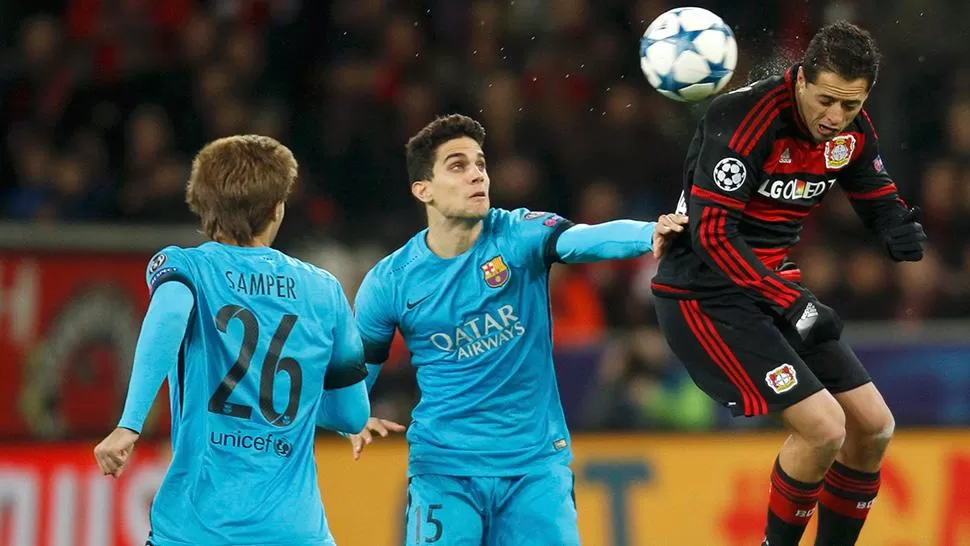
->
xmin=819 ymin=98 xmax=834 ymax=106
xmin=449 ymin=162 xmax=464 ymax=171
xmin=477 ymin=161 xmax=487 ymax=170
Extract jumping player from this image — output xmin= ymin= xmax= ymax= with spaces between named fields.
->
xmin=651 ymin=22 xmax=927 ymax=546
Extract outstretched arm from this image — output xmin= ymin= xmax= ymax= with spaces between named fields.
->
xmin=554 ymin=213 xmax=687 ymax=263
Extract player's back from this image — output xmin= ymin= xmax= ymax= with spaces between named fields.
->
xmin=146 ymin=242 xmax=342 ymax=546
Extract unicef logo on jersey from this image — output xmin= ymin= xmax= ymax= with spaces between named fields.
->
xmin=429 ymin=304 xmax=526 ymax=360
xmin=273 ymin=438 xmax=292 ymax=458
xmin=210 ymin=430 xmax=293 ymax=458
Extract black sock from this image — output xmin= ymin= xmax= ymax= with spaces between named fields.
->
xmin=763 ymin=457 xmax=822 ymax=546
xmin=814 ymin=460 xmax=880 ymax=545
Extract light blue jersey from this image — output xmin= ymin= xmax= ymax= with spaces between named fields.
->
xmin=355 ymin=208 xmax=577 ymax=477
xmin=356 ymin=206 xmax=657 ymax=545
xmin=132 ymin=242 xmax=366 ymax=546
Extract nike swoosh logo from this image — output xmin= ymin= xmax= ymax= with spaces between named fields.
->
xmin=406 ymin=295 xmax=432 ymax=309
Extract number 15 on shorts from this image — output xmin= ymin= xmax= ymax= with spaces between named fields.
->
xmin=410 ymin=504 xmax=443 ymax=544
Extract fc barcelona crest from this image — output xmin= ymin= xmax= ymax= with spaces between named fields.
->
xmin=480 ymin=256 xmax=510 ymax=288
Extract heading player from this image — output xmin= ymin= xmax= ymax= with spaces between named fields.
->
xmin=651 ymin=22 xmax=927 ymax=546
xmin=349 ymin=114 xmax=687 ymax=545
xmin=93 ymin=135 xmax=370 ymax=546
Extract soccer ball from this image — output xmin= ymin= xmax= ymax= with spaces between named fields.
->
xmin=639 ymin=7 xmax=738 ymax=102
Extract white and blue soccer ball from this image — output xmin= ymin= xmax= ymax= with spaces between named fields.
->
xmin=639 ymin=7 xmax=738 ymax=102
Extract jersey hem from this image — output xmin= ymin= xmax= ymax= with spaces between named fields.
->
xmin=407 ymin=451 xmax=572 ymax=478
xmin=149 ymin=535 xmax=334 ymax=546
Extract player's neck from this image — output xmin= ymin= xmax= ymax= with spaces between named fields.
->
xmin=213 ymin=232 xmax=272 ymax=248
xmin=425 ymin=218 xmax=483 ymax=259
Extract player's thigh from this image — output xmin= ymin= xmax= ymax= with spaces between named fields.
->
xmin=655 ymin=295 xmax=824 ymax=417
xmin=799 ymin=338 xmax=872 ymax=396
xmin=488 ymin=464 xmax=579 ymax=546
xmin=406 ymin=475 xmax=485 ymax=546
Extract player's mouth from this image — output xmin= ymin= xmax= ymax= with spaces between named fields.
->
xmin=469 ymin=191 xmax=487 ymax=200
xmin=817 ymin=124 xmax=838 ymax=137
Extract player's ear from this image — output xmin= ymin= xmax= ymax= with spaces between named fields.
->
xmin=411 ymin=180 xmax=433 ymax=204
xmin=274 ymin=201 xmax=285 ymax=223
xmin=796 ymin=66 xmax=807 ymax=90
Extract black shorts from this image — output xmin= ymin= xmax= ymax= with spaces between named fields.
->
xmin=655 ymin=293 xmax=871 ymax=417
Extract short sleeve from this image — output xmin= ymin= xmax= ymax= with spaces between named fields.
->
xmin=323 ymin=279 xmax=368 ymax=390
xmin=499 ymin=208 xmax=575 ymax=269
xmin=145 ymin=246 xmax=195 ymax=297
xmin=353 ymin=266 xmax=398 ymax=364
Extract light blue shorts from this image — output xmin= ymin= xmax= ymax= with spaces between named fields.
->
xmin=404 ymin=464 xmax=579 ymax=546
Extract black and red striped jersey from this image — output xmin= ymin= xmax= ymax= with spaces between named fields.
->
xmin=652 ymin=64 xmax=909 ymax=316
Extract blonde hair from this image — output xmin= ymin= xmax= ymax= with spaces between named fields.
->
xmin=186 ymin=135 xmax=297 ymax=244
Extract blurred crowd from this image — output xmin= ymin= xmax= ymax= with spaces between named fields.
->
xmin=1 ymin=0 xmax=967 ymax=431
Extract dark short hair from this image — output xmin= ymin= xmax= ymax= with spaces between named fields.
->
xmin=186 ymin=135 xmax=297 ymax=244
xmin=802 ymin=21 xmax=881 ymax=89
xmin=405 ymin=114 xmax=486 ymax=183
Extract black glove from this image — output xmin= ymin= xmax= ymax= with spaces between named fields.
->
xmin=883 ymin=207 xmax=927 ymax=262
xmin=784 ymin=296 xmax=843 ymax=348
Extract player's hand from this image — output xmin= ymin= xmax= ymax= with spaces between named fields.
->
xmin=652 ymin=213 xmax=689 ymax=259
xmin=347 ymin=417 xmax=406 ymax=461
xmin=785 ymin=297 xmax=843 ymax=348
xmin=883 ymin=207 xmax=927 ymax=262
xmin=94 ymin=427 xmax=140 ymax=478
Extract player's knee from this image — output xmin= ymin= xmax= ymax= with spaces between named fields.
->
xmin=816 ymin=422 xmax=846 ymax=460
xmin=787 ymin=391 xmax=846 ymax=459
xmin=855 ymin=408 xmax=895 ymax=455
xmin=809 ymin=413 xmax=846 ymax=461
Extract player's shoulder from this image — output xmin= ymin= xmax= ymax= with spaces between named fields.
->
xmin=145 ymin=245 xmax=199 ymax=293
xmin=706 ymin=72 xmax=787 ymax=121
xmin=278 ymin=251 xmax=343 ymax=289
xmin=849 ymin=108 xmax=879 ymax=140
xmin=487 ymin=207 xmax=563 ymax=233
xmin=146 ymin=244 xmax=194 ymax=275
xmin=362 ymin=235 xmax=426 ymax=287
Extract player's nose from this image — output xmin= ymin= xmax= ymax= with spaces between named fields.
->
xmin=824 ymin=106 xmax=844 ymax=126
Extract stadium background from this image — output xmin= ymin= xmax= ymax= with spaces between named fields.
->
xmin=0 ymin=0 xmax=967 ymax=544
